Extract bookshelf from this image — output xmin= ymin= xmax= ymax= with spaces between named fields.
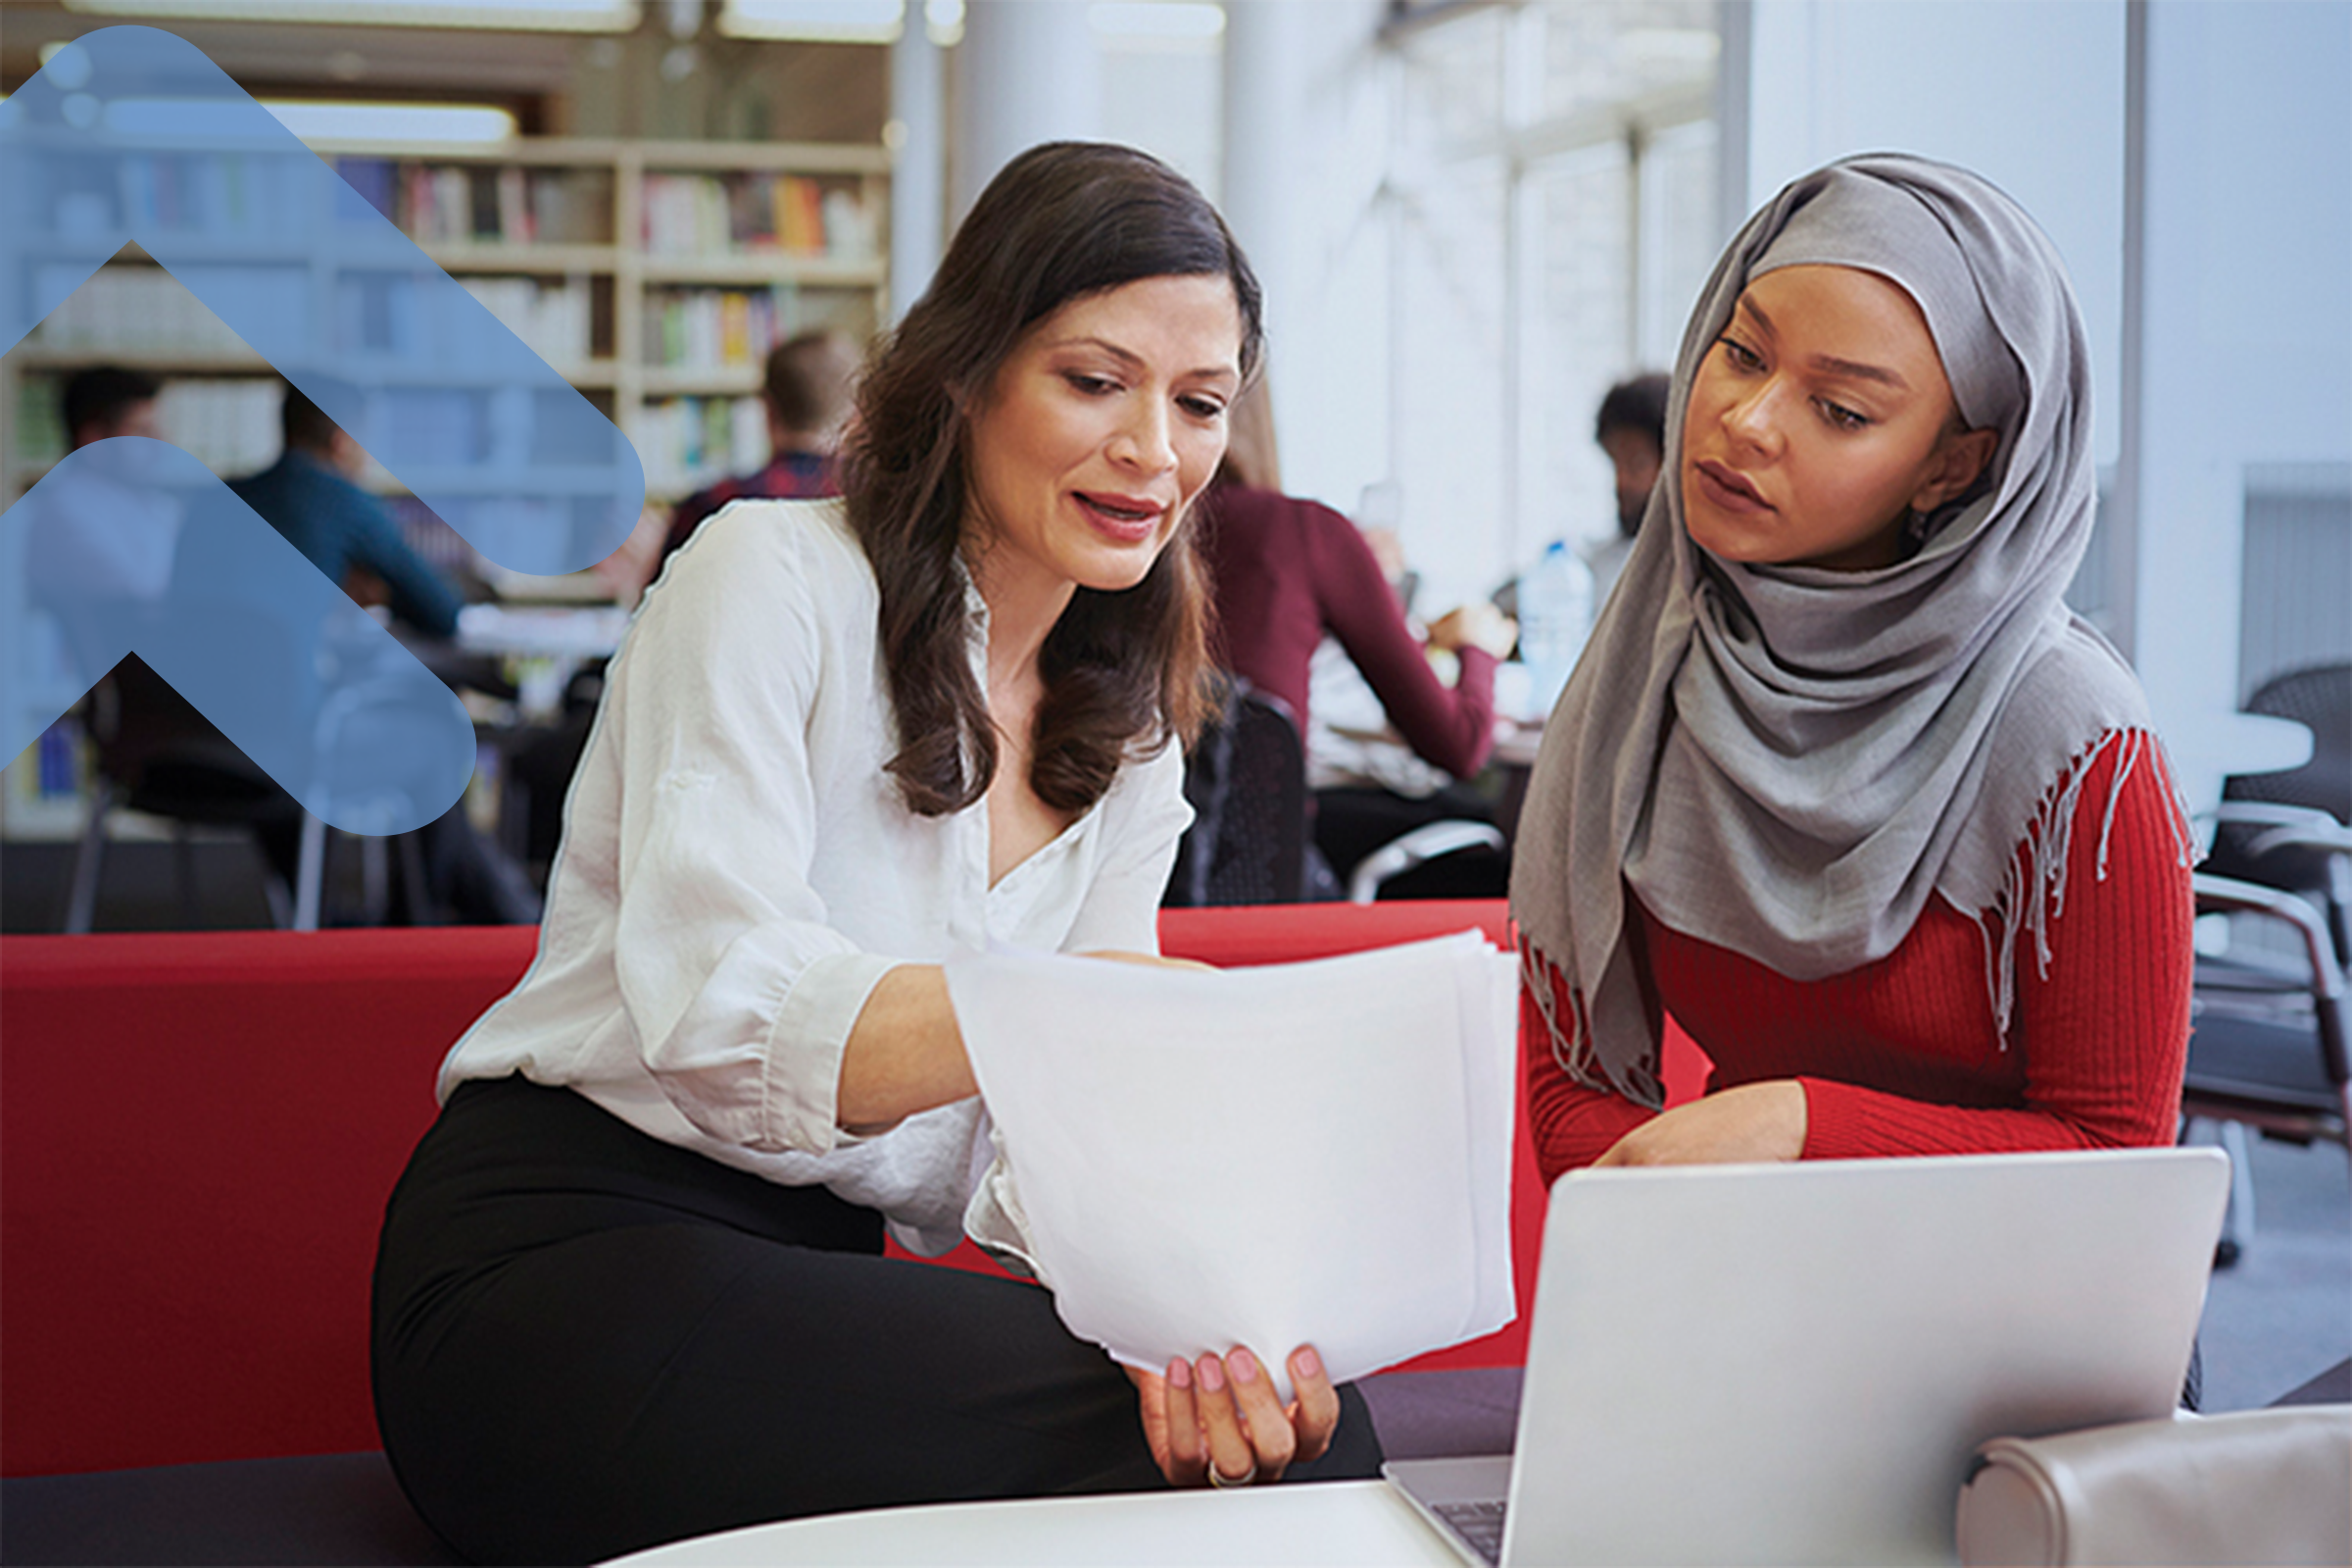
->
xmin=3 ymin=135 xmax=890 ymax=837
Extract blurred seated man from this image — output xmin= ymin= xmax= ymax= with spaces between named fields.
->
xmin=1586 ymin=371 xmax=1669 ymax=604
xmin=661 ymin=328 xmax=860 ymax=562
xmin=226 ymin=382 xmax=537 ymax=926
xmin=27 ymin=368 xmax=244 ymax=864
xmin=587 ymin=331 xmax=863 ymax=612
xmin=231 ymin=384 xmax=464 ymax=641
xmin=27 ymin=367 xmax=180 ymax=623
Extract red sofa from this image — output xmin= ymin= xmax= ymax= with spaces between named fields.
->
xmin=2 ymin=901 xmax=1705 ymax=1484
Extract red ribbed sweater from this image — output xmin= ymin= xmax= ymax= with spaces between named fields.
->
xmin=1525 ymin=735 xmax=2194 ymax=1181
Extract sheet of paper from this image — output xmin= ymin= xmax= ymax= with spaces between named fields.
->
xmin=945 ymin=930 xmax=1518 ymax=1401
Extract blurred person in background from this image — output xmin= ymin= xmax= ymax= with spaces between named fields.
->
xmin=589 ymin=331 xmax=865 ymax=612
xmin=1198 ymin=377 xmax=1516 ymax=898
xmin=232 ymin=384 xmax=464 ymax=642
xmin=228 ymin=382 xmax=538 ymax=926
xmin=662 ymin=328 xmax=862 ymax=561
xmin=1586 ymin=371 xmax=1670 ymax=604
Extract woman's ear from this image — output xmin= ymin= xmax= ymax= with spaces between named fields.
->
xmin=1912 ymin=425 xmax=1998 ymax=514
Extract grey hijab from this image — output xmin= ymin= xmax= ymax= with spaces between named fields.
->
xmin=1509 ymin=153 xmax=2184 ymax=1108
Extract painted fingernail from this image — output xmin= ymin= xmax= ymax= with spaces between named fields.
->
xmin=1197 ymin=1355 xmax=1225 ymax=1394
xmin=1167 ymin=1357 xmax=1192 ymax=1391
xmin=1229 ymin=1348 xmax=1259 ymax=1384
xmin=1292 ymin=1347 xmax=1322 ymax=1381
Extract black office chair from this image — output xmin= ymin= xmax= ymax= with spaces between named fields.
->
xmin=2182 ymin=661 xmax=2352 ymax=1264
xmin=65 ymin=656 xmax=310 ymax=932
xmin=1165 ymin=680 xmax=1308 ymax=907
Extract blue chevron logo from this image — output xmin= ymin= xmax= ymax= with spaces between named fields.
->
xmin=2 ymin=25 xmax=645 ymax=833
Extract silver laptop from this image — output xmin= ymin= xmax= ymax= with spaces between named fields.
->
xmin=1384 ymin=1148 xmax=2229 ymax=1567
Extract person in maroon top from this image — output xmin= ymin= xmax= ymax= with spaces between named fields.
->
xmin=1199 ymin=378 xmax=1517 ymax=895
xmin=1512 ymin=155 xmax=2194 ymax=1182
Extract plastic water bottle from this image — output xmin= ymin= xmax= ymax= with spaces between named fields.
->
xmin=1516 ymin=540 xmax=1593 ymax=720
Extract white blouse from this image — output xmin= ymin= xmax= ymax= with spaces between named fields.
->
xmin=439 ymin=498 xmax=1193 ymax=1255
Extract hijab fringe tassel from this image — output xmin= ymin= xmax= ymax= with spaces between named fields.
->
xmin=1523 ymin=942 xmax=1666 ymax=1110
xmin=1966 ymin=727 xmax=2197 ymax=1049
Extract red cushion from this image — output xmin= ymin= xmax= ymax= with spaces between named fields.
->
xmin=2 ymin=902 xmax=1704 ymax=1476
xmin=1 ymin=928 xmax=539 ymax=1476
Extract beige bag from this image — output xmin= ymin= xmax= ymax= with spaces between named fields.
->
xmin=1955 ymin=1404 xmax=2352 ymax=1567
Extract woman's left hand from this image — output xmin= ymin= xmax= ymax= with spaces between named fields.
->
xmin=1592 ymin=1079 xmax=1808 ymax=1166
xmin=1128 ymin=1345 xmax=1339 ymax=1489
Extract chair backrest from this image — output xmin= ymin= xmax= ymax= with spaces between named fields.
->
xmin=2210 ymin=662 xmax=2352 ymax=958
xmin=1164 ymin=680 xmax=1307 ymax=906
xmin=2227 ymin=662 xmax=2352 ymax=824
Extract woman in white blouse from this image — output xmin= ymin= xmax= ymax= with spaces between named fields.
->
xmin=370 ymin=142 xmax=1379 ymax=1566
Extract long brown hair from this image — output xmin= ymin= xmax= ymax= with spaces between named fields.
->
xmin=841 ymin=142 xmax=1263 ymax=817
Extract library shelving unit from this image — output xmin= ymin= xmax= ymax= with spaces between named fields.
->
xmin=2 ymin=134 xmax=890 ymax=837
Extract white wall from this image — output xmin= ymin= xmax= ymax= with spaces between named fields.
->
xmin=2129 ymin=0 xmax=2351 ymax=784
xmin=1740 ymin=0 xmax=2128 ymax=467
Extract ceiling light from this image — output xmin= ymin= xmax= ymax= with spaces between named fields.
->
xmin=87 ymin=96 xmax=515 ymax=144
xmin=1090 ymin=2 xmax=1222 ymax=41
xmin=60 ymin=0 xmax=641 ymax=31
xmin=264 ymin=100 xmax=517 ymax=143
xmin=717 ymin=0 xmax=904 ymax=42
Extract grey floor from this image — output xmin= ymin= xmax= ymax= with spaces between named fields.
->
xmin=2194 ymin=1125 xmax=2352 ymax=1411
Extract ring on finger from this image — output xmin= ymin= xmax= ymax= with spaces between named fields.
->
xmin=1206 ymin=1456 xmax=1259 ymax=1490
xmin=1203 ymin=1457 xmax=1260 ymax=1494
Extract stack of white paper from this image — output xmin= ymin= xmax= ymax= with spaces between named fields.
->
xmin=945 ymin=930 xmax=1518 ymax=1402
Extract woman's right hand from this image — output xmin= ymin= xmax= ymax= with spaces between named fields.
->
xmin=1427 ymin=602 xmax=1519 ymax=661
xmin=1129 ymin=1345 xmax=1340 ymax=1488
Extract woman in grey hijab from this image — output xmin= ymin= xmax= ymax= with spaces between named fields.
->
xmin=1511 ymin=153 xmax=2195 ymax=1179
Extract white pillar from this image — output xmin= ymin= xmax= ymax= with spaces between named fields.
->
xmin=888 ymin=20 xmax=946 ymax=322
xmin=951 ymin=0 xmax=1099 ymax=225
xmin=1213 ymin=0 xmax=1393 ymax=521
xmin=1220 ymin=0 xmax=1305 ymax=345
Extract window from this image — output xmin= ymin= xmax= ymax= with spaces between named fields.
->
xmin=1384 ymin=0 xmax=1717 ymax=600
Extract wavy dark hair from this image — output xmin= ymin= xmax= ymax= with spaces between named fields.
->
xmin=840 ymin=141 xmax=1263 ymax=818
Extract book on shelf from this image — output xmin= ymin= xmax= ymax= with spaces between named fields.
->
xmin=19 ymin=375 xmax=279 ymax=481
xmin=640 ymin=284 xmax=874 ymax=371
xmin=109 ymin=150 xmax=313 ymax=243
xmin=156 ymin=379 xmax=283 ymax=476
xmin=25 ymin=265 xmax=254 ymax=356
xmin=14 ymin=376 xmax=68 ymax=468
xmin=331 ymin=157 xmax=613 ymax=248
xmin=636 ymin=395 xmax=769 ymax=499
xmin=457 ymin=276 xmax=596 ymax=368
xmin=3 ymin=721 xmax=93 ymax=834
xmin=641 ymin=171 xmax=875 ymax=261
xmin=332 ymin=272 xmax=593 ymax=368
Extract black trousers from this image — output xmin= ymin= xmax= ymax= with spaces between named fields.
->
xmin=372 ymin=1077 xmax=1383 ymax=1564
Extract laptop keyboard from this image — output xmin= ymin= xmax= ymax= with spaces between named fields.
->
xmin=1435 ymin=1497 xmax=1507 ymax=1565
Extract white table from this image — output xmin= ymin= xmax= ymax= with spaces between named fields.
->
xmin=2160 ymin=710 xmax=2313 ymax=835
xmin=604 ymin=1480 xmax=1463 ymax=1567
xmin=454 ymin=601 xmax=631 ymax=720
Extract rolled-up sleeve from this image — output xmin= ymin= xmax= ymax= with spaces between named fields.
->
xmin=600 ymin=517 xmax=898 ymax=1156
